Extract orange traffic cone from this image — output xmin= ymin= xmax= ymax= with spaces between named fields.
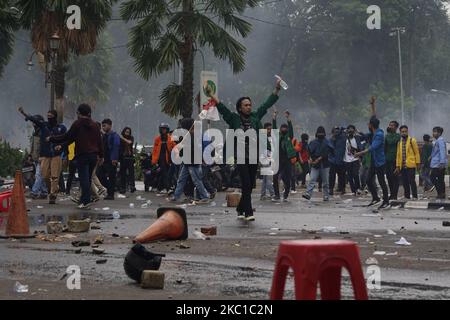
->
xmin=134 ymin=207 xmax=188 ymax=243
xmin=5 ymin=170 xmax=30 ymax=237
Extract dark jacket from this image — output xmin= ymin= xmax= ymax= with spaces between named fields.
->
xmin=103 ymin=131 xmax=120 ymax=162
xmin=49 ymin=117 xmax=103 ymax=159
xmin=385 ymin=132 xmax=400 ymax=163
xmin=308 ymin=138 xmax=334 ymax=169
xmin=330 ymin=130 xmax=347 ymax=165
xmin=272 ymin=119 xmax=297 ymax=161
xmin=25 ymin=115 xmax=66 ymax=158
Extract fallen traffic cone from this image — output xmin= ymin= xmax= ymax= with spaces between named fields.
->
xmin=5 ymin=170 xmax=30 ymax=237
xmin=134 ymin=207 xmax=188 ymax=243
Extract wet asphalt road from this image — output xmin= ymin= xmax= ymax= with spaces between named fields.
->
xmin=1 ymin=182 xmax=450 ymax=300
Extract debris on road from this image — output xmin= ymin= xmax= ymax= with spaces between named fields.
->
xmin=123 ymin=243 xmax=165 ymax=283
xmin=94 ymin=235 xmax=104 ymax=244
xmin=71 ymin=240 xmax=91 ymax=247
xmin=14 ymin=281 xmax=29 ymax=293
xmin=46 ymin=221 xmax=63 ymax=234
xmin=129 ymin=203 xmax=135 ymax=208
xmin=96 ymin=259 xmax=108 ymax=264
xmin=192 ymin=231 xmax=208 ymax=240
xmin=201 ymin=226 xmax=217 ymax=236
xmin=322 ymin=226 xmax=337 ymax=233
xmin=178 ymin=243 xmax=190 ymax=249
xmin=365 ymin=257 xmax=378 ymax=264
xmin=443 ymin=221 xmax=450 ymax=227
xmin=67 ymin=220 xmax=90 ymax=233
xmin=387 ymin=229 xmax=397 ymax=235
xmin=102 ymin=207 xmax=110 ymax=211
xmin=386 ymin=252 xmax=398 ymax=256
xmin=93 ymin=248 xmax=105 ymax=255
xmin=112 ymin=233 xmax=120 ymax=238
xmin=395 ymin=237 xmax=412 ymax=246
xmin=117 ymin=194 xmax=127 ymax=199
xmin=91 ymin=225 xmax=101 ymax=230
xmin=141 ymin=271 xmax=165 ymax=289
xmin=373 ymin=251 xmax=386 ymax=256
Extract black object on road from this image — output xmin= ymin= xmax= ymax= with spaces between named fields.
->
xmin=123 ymin=243 xmax=165 ymax=283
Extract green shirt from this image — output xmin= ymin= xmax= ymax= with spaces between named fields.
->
xmin=385 ymin=132 xmax=400 ymax=163
xmin=421 ymin=143 xmax=433 ymax=168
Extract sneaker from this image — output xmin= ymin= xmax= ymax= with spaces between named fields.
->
xmin=245 ymin=215 xmax=255 ymax=222
xmin=237 ymin=212 xmax=245 ymax=220
xmin=49 ymin=195 xmax=56 ymax=205
xmin=77 ymin=203 xmax=92 ymax=210
xmin=271 ymin=197 xmax=281 ymax=202
xmin=98 ymin=188 xmax=107 ymax=197
xmin=196 ymin=198 xmax=211 ymax=205
xmin=167 ymin=196 xmax=179 ymax=203
xmin=323 ymin=196 xmax=329 ymax=202
xmin=429 ymin=185 xmax=436 ymax=193
xmin=91 ymin=196 xmax=100 ymax=203
xmin=210 ymin=192 xmax=217 ymax=200
xmin=70 ymin=196 xmax=80 ymax=204
xmin=379 ymin=202 xmax=390 ymax=210
xmin=290 ymin=190 xmax=298 ymax=194
xmin=368 ymin=199 xmax=381 ymax=207
xmin=356 ymin=190 xmax=362 ymax=196
xmin=302 ymin=194 xmax=311 ymax=201
xmin=282 ymin=198 xmax=289 ymax=202
xmin=130 ymin=187 xmax=136 ymax=193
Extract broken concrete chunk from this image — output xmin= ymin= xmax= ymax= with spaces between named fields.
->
xmin=92 ymin=248 xmax=105 ymax=255
xmin=141 ymin=271 xmax=165 ymax=289
xmin=67 ymin=220 xmax=90 ymax=233
xmin=200 ymin=226 xmax=217 ymax=236
xmin=71 ymin=240 xmax=91 ymax=247
xmin=47 ymin=221 xmax=63 ymax=234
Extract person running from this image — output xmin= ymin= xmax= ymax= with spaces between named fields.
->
xmin=272 ymin=110 xmax=297 ymax=202
xmin=209 ymin=79 xmax=282 ymax=221
xmin=18 ymin=107 xmax=66 ymax=204
xmin=395 ymin=125 xmax=420 ymax=200
xmin=420 ymin=134 xmax=434 ymax=192
xmin=344 ymin=125 xmax=363 ymax=196
xmin=385 ymin=120 xmax=401 ymax=200
xmin=302 ymin=126 xmax=333 ymax=201
xmin=354 ymin=97 xmax=390 ymax=209
xmin=168 ymin=118 xmax=210 ymax=204
xmin=430 ymin=126 xmax=447 ymax=200
xmin=99 ymin=119 xmax=121 ymax=201
xmin=152 ymin=123 xmax=175 ymax=195
xmin=119 ymin=127 xmax=136 ymax=194
xmin=48 ymin=104 xmax=103 ymax=209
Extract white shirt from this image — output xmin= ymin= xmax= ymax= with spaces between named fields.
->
xmin=344 ymin=137 xmax=358 ymax=163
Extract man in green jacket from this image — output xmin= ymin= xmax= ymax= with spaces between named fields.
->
xmin=385 ymin=120 xmax=400 ymax=200
xmin=208 ymin=79 xmax=282 ymax=221
xmin=272 ymin=110 xmax=297 ymax=202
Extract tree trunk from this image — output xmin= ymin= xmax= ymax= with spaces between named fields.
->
xmin=54 ymin=55 xmax=66 ymax=124
xmin=180 ymin=0 xmax=194 ymax=119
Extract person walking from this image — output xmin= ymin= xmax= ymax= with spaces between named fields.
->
xmin=99 ymin=119 xmax=121 ymax=201
xmin=395 ymin=125 xmax=420 ymax=200
xmin=430 ymin=127 xmax=447 ymax=200
xmin=385 ymin=120 xmax=401 ymax=200
xmin=48 ymin=104 xmax=103 ymax=209
xmin=420 ymin=134 xmax=434 ymax=192
xmin=119 ymin=127 xmax=136 ymax=194
xmin=302 ymin=126 xmax=333 ymax=201
xmin=152 ymin=123 xmax=175 ymax=195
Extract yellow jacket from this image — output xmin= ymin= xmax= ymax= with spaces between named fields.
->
xmin=396 ymin=136 xmax=420 ymax=168
xmin=68 ymin=143 xmax=75 ymax=161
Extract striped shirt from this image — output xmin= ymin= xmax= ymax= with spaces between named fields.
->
xmin=401 ymin=137 xmax=407 ymax=168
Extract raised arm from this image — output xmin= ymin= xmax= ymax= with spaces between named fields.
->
xmin=272 ymin=109 xmax=278 ymax=130
xmin=285 ymin=111 xmax=294 ymax=139
xmin=370 ymin=96 xmax=377 ymax=118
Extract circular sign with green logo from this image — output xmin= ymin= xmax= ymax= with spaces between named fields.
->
xmin=203 ymin=80 xmax=217 ymax=97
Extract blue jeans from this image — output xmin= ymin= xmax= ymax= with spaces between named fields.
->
xmin=420 ymin=166 xmax=433 ymax=189
xmin=77 ymin=153 xmax=98 ymax=205
xmin=32 ymin=161 xmax=48 ymax=196
xmin=261 ymin=175 xmax=274 ymax=197
xmin=173 ymin=165 xmax=209 ymax=200
xmin=306 ymin=167 xmax=330 ymax=198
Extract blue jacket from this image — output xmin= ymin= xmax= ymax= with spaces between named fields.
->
xmin=25 ymin=115 xmax=66 ymax=158
xmin=104 ymin=131 xmax=121 ymax=162
xmin=430 ymin=136 xmax=448 ymax=168
xmin=366 ymin=128 xmax=386 ymax=168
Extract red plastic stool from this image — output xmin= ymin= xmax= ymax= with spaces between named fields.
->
xmin=0 ymin=191 xmax=12 ymax=213
xmin=270 ymin=240 xmax=368 ymax=300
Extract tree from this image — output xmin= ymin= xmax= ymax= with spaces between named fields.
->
xmin=0 ymin=0 xmax=18 ymax=78
xmin=15 ymin=0 xmax=117 ymax=122
xmin=120 ymin=0 xmax=260 ymax=119
xmin=65 ymin=31 xmax=114 ymax=118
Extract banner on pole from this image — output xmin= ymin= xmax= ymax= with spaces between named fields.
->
xmin=199 ymin=71 xmax=220 ymax=121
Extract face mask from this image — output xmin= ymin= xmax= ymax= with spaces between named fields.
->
xmin=48 ymin=118 xmax=57 ymax=126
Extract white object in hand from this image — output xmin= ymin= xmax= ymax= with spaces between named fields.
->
xmin=275 ymin=75 xmax=288 ymax=90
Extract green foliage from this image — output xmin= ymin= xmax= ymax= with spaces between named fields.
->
xmin=0 ymin=139 xmax=23 ymax=178
xmin=0 ymin=0 xmax=19 ymax=77
xmin=65 ymin=32 xmax=114 ymax=107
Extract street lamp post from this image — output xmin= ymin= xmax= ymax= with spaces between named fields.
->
xmin=49 ymin=32 xmax=60 ymax=112
xmin=390 ymin=27 xmax=406 ymax=125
